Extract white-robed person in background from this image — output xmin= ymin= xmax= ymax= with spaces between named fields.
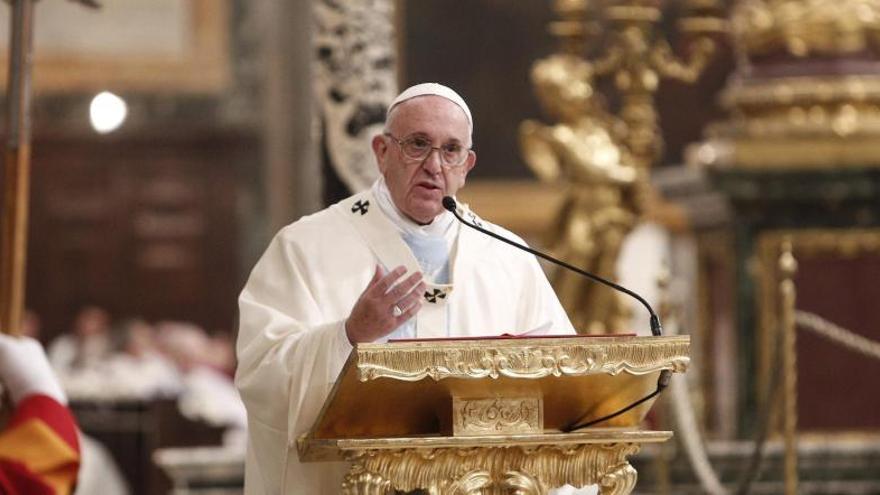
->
xmin=236 ymin=83 xmax=583 ymax=494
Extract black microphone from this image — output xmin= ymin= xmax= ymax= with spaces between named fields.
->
xmin=442 ymin=195 xmax=671 ymax=431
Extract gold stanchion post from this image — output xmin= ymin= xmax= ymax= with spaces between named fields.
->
xmin=779 ymin=239 xmax=799 ymax=495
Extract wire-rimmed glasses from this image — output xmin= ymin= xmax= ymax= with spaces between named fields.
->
xmin=384 ymin=133 xmax=472 ymax=168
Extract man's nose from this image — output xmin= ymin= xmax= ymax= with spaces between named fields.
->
xmin=420 ymin=148 xmax=443 ymax=174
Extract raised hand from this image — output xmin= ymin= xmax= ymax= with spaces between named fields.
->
xmin=345 ymin=265 xmax=425 ymax=344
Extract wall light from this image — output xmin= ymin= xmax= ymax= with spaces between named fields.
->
xmin=89 ymin=91 xmax=127 ymax=134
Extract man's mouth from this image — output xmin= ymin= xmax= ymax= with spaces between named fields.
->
xmin=415 ymin=182 xmax=443 ymax=192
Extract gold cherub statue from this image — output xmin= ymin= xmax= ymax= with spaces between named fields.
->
xmin=520 ymin=54 xmax=639 ymax=334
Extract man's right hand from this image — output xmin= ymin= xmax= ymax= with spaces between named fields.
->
xmin=345 ymin=265 xmax=426 ymax=344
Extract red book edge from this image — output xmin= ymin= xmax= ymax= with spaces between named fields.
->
xmin=388 ymin=333 xmax=637 ymax=343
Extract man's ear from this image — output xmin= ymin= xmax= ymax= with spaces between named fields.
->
xmin=456 ymin=151 xmax=477 ymax=187
xmin=371 ymin=134 xmax=389 ymax=173
xmin=463 ymin=150 xmax=477 ymax=175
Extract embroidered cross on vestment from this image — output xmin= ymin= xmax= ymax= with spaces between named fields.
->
xmin=423 ymin=288 xmax=447 ymax=303
xmin=351 ymin=200 xmax=370 ymax=215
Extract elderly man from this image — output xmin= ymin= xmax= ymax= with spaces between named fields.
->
xmin=236 ymin=83 xmax=575 ymax=494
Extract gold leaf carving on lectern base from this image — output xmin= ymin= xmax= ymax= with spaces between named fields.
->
xmin=342 ymin=442 xmax=642 ymax=495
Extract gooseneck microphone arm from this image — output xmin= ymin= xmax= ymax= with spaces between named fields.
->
xmin=442 ymin=196 xmax=672 ymax=432
xmin=442 ymin=196 xmax=662 ymax=337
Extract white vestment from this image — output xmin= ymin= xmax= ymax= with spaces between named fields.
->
xmin=236 ymin=189 xmax=575 ymax=494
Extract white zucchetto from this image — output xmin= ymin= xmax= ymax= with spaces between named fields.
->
xmin=387 ymin=83 xmax=472 ymax=126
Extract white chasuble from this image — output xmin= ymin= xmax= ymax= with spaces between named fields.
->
xmin=235 ymin=188 xmax=574 ymax=495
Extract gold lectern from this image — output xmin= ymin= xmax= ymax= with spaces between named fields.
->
xmin=299 ymin=335 xmax=690 ymax=494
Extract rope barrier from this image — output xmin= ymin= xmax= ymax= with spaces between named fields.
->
xmin=795 ymin=310 xmax=880 ymax=361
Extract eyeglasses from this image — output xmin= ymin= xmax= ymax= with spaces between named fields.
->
xmin=384 ymin=133 xmax=472 ymax=168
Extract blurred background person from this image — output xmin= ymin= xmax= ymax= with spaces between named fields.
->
xmin=48 ymin=305 xmax=112 ymax=375
xmin=102 ymin=318 xmax=181 ymax=400
xmin=157 ymin=321 xmax=247 ymax=445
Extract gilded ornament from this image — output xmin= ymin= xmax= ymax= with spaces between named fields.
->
xmin=453 ymin=397 xmax=543 ymax=436
xmin=522 ymin=0 xmax=722 ymax=332
xmin=696 ymin=75 xmax=880 ymax=168
xmin=520 ymin=53 xmax=639 ymax=334
xmin=356 ymin=337 xmax=691 ymax=382
xmin=341 ymin=440 xmax=650 ymax=495
xmin=731 ymin=0 xmax=880 ymax=59
xmin=693 ymin=0 xmax=880 ymax=168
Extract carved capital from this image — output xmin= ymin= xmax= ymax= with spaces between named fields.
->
xmin=342 ymin=462 xmax=393 ymax=495
xmin=503 ymin=470 xmax=547 ymax=495
xmin=342 ymin=442 xmax=642 ymax=495
xmin=449 ymin=470 xmax=492 ymax=495
xmin=600 ymin=462 xmax=638 ymax=495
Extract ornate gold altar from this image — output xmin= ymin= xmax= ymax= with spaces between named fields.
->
xmin=298 ymin=335 xmax=690 ymax=494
